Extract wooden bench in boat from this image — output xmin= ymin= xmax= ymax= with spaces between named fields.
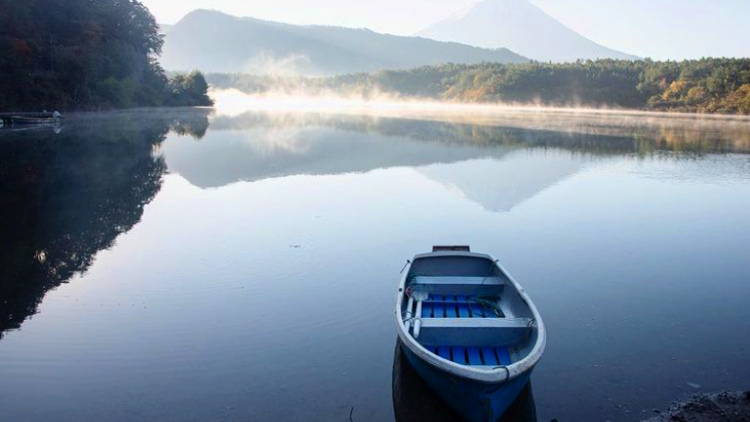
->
xmin=411 ymin=276 xmax=506 ymax=297
xmin=417 ymin=318 xmax=532 ymax=348
xmin=412 ymin=276 xmax=504 ymax=285
xmin=417 ymin=318 xmax=531 ymax=367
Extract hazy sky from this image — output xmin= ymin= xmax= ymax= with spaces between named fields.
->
xmin=143 ymin=0 xmax=749 ymax=60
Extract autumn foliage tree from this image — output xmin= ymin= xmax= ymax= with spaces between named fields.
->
xmin=208 ymin=58 xmax=750 ymax=115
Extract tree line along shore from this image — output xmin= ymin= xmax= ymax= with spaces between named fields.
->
xmin=2 ymin=1 xmax=748 ymax=115
xmin=209 ymin=58 xmax=750 ymax=115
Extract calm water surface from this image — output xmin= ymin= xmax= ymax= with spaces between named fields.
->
xmin=1 ymin=107 xmax=749 ymax=422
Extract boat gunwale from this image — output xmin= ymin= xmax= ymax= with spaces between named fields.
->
xmin=393 ymin=250 xmax=546 ymax=385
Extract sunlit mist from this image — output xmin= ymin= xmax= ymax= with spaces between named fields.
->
xmin=211 ymin=88 xmax=750 ymax=121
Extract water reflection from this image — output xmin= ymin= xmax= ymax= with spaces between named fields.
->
xmin=393 ymin=341 xmax=537 ymax=422
xmin=3 ymin=108 xmax=749 ymax=340
xmin=0 ymin=109 xmax=210 ymax=338
xmin=209 ymin=110 xmax=750 ymax=155
xmin=1 ymin=108 xmax=749 ymax=422
xmin=163 ymin=111 xmax=750 ymax=212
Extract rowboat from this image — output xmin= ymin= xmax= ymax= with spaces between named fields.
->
xmin=393 ymin=246 xmax=546 ymax=422
xmin=0 ymin=112 xmax=63 ymax=127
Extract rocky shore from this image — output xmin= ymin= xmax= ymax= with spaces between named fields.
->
xmin=644 ymin=391 xmax=750 ymax=422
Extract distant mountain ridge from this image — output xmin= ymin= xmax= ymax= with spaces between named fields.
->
xmin=160 ymin=9 xmax=528 ymax=76
xmin=417 ymin=0 xmax=637 ymax=62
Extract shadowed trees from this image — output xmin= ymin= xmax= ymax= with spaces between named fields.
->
xmin=0 ymin=0 xmax=212 ymax=111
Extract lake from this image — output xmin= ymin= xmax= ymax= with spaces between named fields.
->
xmin=1 ymin=105 xmax=749 ymax=422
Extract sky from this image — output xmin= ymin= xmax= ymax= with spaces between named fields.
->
xmin=142 ymin=0 xmax=750 ymax=60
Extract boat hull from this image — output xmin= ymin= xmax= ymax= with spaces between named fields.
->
xmin=402 ymin=343 xmax=532 ymax=422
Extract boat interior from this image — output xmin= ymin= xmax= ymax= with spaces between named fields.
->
xmin=401 ymin=253 xmax=538 ymax=368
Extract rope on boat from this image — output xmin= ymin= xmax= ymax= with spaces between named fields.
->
xmin=475 ymin=295 xmax=504 ymax=317
xmin=525 ymin=318 xmax=536 ymax=342
xmin=487 ymin=367 xmax=512 ymax=392
xmin=399 ymin=259 xmax=411 ymax=274
xmin=479 ymin=259 xmax=500 ymax=285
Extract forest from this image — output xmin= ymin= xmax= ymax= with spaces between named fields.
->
xmin=3 ymin=0 xmax=747 ymax=115
xmin=209 ymin=58 xmax=750 ymax=114
xmin=0 ymin=0 xmax=212 ymax=111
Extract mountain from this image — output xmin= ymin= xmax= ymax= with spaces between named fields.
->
xmin=160 ymin=9 xmax=528 ymax=76
xmin=417 ymin=0 xmax=637 ymax=63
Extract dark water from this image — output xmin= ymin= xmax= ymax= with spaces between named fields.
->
xmin=1 ymin=108 xmax=749 ymax=422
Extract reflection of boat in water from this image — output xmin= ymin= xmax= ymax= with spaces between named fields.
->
xmin=394 ymin=247 xmax=545 ymax=422
xmin=393 ymin=340 xmax=537 ymax=422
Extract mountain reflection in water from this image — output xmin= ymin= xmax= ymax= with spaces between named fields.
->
xmin=4 ymin=109 xmax=750 ymax=339
xmin=1 ymin=108 xmax=749 ymax=422
xmin=163 ymin=111 xmax=750 ymax=210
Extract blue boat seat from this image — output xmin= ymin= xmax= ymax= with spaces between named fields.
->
xmin=421 ymin=295 xmax=504 ymax=318
xmin=428 ymin=345 xmax=512 ymax=366
xmin=410 ymin=276 xmax=506 ymax=300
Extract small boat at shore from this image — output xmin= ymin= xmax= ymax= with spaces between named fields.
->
xmin=394 ymin=246 xmax=546 ymax=422
xmin=0 ymin=111 xmax=63 ymax=127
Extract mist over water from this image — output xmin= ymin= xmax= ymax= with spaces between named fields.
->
xmin=212 ymin=87 xmax=750 ymax=128
xmin=211 ymin=88 xmax=750 ymax=154
xmin=1 ymin=106 xmax=749 ymax=422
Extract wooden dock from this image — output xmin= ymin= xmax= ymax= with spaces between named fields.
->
xmin=0 ymin=112 xmax=63 ymax=126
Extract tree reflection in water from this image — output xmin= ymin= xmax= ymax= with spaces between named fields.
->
xmin=0 ymin=109 xmax=210 ymax=338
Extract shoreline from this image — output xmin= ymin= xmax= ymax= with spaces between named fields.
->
xmin=644 ymin=391 xmax=750 ymax=422
xmin=208 ymin=88 xmax=750 ymax=121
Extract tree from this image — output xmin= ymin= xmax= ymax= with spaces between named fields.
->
xmin=0 ymin=0 xmax=211 ymax=111
xmin=169 ymin=71 xmax=214 ymax=106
